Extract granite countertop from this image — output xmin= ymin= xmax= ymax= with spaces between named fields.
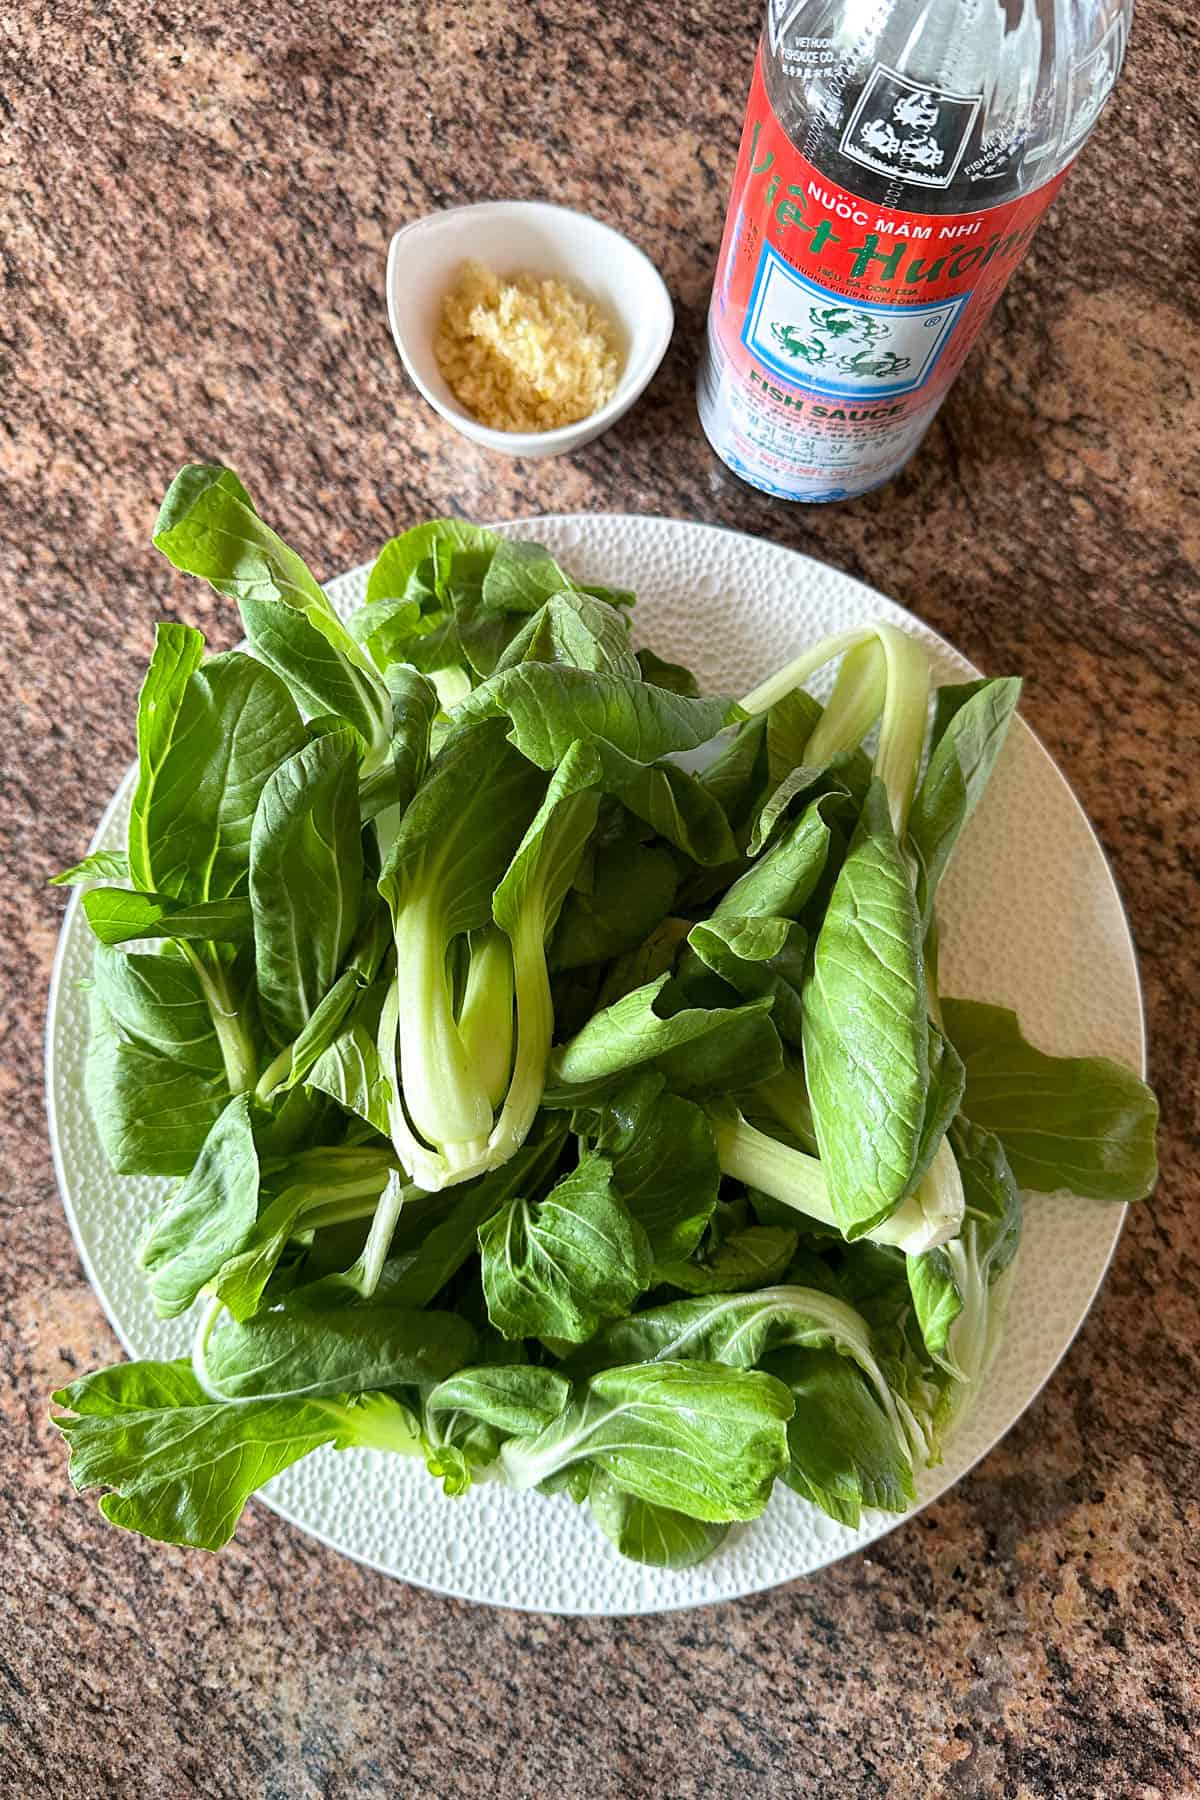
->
xmin=3 ymin=1 xmax=1198 ymax=1793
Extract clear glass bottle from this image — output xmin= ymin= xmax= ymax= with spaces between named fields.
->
xmin=698 ymin=0 xmax=1133 ymax=502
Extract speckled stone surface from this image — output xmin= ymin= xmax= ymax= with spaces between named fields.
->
xmin=2 ymin=2 xmax=1198 ymax=1794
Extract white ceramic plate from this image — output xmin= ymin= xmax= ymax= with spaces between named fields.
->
xmin=46 ymin=514 xmax=1143 ymax=1615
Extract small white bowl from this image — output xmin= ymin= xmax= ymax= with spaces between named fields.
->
xmin=385 ymin=201 xmax=674 ymax=460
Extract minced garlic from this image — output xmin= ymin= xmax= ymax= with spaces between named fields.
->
xmin=434 ymin=261 xmax=622 ymax=434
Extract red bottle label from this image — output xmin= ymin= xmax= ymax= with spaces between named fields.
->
xmin=698 ymin=48 xmax=1072 ymax=500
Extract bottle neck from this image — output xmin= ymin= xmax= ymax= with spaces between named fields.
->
xmin=760 ymin=0 xmax=1130 ymax=215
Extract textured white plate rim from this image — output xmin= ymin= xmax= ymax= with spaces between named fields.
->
xmin=44 ymin=513 xmax=1144 ymax=1616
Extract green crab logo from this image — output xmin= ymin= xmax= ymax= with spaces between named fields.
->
xmin=769 ymin=323 xmax=830 ymax=364
xmin=768 ymin=308 xmax=910 ymax=381
xmin=835 ymin=348 xmax=912 ymax=378
xmin=806 ymin=306 xmax=891 ymax=344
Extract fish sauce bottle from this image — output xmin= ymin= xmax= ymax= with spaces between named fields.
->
xmin=698 ymin=0 xmax=1133 ymax=502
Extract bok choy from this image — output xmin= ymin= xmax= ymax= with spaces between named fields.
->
xmin=50 ymin=465 xmax=1158 ymax=1569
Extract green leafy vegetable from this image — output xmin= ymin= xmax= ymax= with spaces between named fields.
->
xmin=50 ymin=849 xmax=130 ymax=888
xmin=942 ymin=999 xmax=1158 ymax=1201
xmin=92 ymin=943 xmax=222 ymax=1073
xmin=501 ymin=1360 xmax=793 ymax=1522
xmin=655 ymin=1226 xmax=799 ymax=1294
xmin=51 ymin=468 xmax=1158 ymax=1568
xmin=635 ymin=646 xmax=701 ymax=697
xmin=550 ymin=835 xmax=678 ymax=971
xmin=587 ymin=1469 xmax=729 ymax=1568
xmin=131 ymin=639 xmax=308 ymax=904
xmin=479 ymin=1153 xmax=650 ymax=1343
xmin=802 ymin=782 xmax=931 ymax=1237
xmin=764 ymin=1347 xmax=915 ymax=1527
xmin=906 ymin=1120 xmax=1024 ymax=1415
xmin=85 ymin=991 xmax=230 ymax=1177
xmin=495 ymin=590 xmax=640 ymax=680
xmin=249 ymin=730 xmax=364 ymax=1047
xmin=426 ymin=1365 xmax=572 ymax=1439
xmin=685 ymin=914 xmax=808 ymax=1045
xmin=909 ymin=678 xmax=1022 ymax=926
xmin=765 ymin=687 xmax=824 ymax=789
xmin=213 ymin=1146 xmax=401 ymax=1319
xmin=153 ymin=463 xmax=389 ymax=756
xmin=383 ymin=1122 xmax=569 ymax=1310
xmin=194 ymin=1299 xmax=475 ymax=1401
xmin=378 ymin=719 xmax=545 ymax=1189
xmin=710 ymin=1096 xmax=963 ymax=1257
xmin=453 ymin=661 xmax=732 ymax=779
xmin=362 ymin=519 xmax=525 ymax=681
xmin=548 ymin=975 xmax=782 ymax=1101
xmin=489 ymin=741 xmax=603 ymax=1164
xmin=52 ymin=1359 xmax=422 ymax=1550
xmin=565 ymin=1285 xmax=896 ymax=1398
xmin=697 ymin=712 xmax=767 ymax=838
xmin=598 ymin=1084 xmax=720 ymax=1263
xmin=481 ymin=537 xmax=576 ymax=613
xmin=239 ymin=595 xmax=391 ymax=753
xmin=722 ymin=790 xmax=849 ymax=920
xmin=81 ymin=888 xmax=253 ymax=947
xmin=140 ymin=1095 xmax=260 ymax=1317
